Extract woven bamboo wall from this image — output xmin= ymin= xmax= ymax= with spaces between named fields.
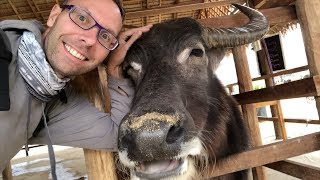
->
xmin=0 ymin=0 xmax=63 ymax=23
xmin=123 ymin=0 xmax=201 ymax=27
xmin=0 ymin=0 xmax=297 ymax=34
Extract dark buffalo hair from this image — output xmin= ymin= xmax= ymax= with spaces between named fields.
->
xmin=117 ymin=4 xmax=268 ymax=180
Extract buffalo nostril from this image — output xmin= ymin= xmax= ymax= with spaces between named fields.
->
xmin=121 ymin=131 xmax=135 ymax=150
xmin=166 ymin=125 xmax=184 ymax=144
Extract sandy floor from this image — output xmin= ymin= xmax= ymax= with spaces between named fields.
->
xmin=1 ymin=147 xmax=87 ymax=180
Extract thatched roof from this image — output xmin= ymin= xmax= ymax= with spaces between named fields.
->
xmin=0 ymin=0 xmax=62 ymax=24
xmin=0 ymin=0 xmax=296 ymax=34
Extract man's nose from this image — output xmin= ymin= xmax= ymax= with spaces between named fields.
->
xmin=79 ymin=26 xmax=99 ymax=46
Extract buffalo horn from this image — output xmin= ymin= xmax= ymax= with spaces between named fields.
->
xmin=203 ymin=3 xmax=269 ymax=48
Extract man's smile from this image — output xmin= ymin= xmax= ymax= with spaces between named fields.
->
xmin=64 ymin=43 xmax=87 ymax=61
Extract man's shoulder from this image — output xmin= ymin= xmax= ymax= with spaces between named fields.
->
xmin=0 ymin=20 xmax=45 ymax=53
xmin=0 ymin=20 xmax=45 ymax=42
xmin=0 ymin=19 xmax=44 ymax=32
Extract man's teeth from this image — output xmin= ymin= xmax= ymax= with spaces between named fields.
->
xmin=65 ymin=44 xmax=86 ymax=61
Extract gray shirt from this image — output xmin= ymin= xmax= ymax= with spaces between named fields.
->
xmin=0 ymin=20 xmax=134 ymax=171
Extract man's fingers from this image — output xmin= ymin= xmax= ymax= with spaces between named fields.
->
xmin=119 ymin=24 xmax=153 ymax=40
xmin=125 ymin=31 xmax=142 ymax=48
xmin=138 ymin=24 xmax=153 ymax=32
xmin=120 ymin=24 xmax=153 ymax=49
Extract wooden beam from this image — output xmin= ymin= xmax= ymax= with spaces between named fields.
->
xmin=226 ymin=65 xmax=309 ymax=89
xmin=253 ymin=0 xmax=267 ymax=9
xmin=84 ymin=149 xmax=117 ymax=180
xmin=232 ymin=46 xmax=266 ymax=179
xmin=274 ymin=101 xmax=287 ymax=139
xmin=233 ymin=75 xmax=320 ymax=105
xmin=254 ymin=100 xmax=277 ymax=107
xmin=30 ymin=0 xmax=46 ymax=22
xmin=97 ymin=65 xmax=111 ymax=112
xmin=26 ymin=0 xmax=41 ymax=21
xmin=265 ymin=160 xmax=320 ymax=179
xmin=258 ymin=117 xmax=320 ymax=125
xmin=126 ymin=0 xmax=245 ymax=19
xmin=7 ymin=0 xmax=22 ymax=20
xmin=0 ymin=7 xmax=55 ymax=20
xmin=83 ymin=66 xmax=116 ymax=180
xmin=203 ymin=131 xmax=320 ymax=178
xmin=1 ymin=162 xmax=13 ymax=180
xmin=252 ymin=65 xmax=308 ymax=83
xmin=258 ymin=39 xmax=287 ymax=139
xmin=254 ymin=0 xmax=295 ymax=9
xmin=199 ymin=5 xmax=297 ymax=28
xmin=296 ymin=0 xmax=320 ymax=119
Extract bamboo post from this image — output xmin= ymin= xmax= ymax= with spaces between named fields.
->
xmin=257 ymin=42 xmax=287 ymax=139
xmin=232 ymin=46 xmax=266 ymax=180
xmin=296 ymin=0 xmax=320 ymax=118
xmin=83 ymin=66 xmax=117 ymax=180
xmin=84 ymin=149 xmax=117 ymax=180
xmin=274 ymin=102 xmax=287 ymax=139
xmin=2 ymin=162 xmax=13 ymax=180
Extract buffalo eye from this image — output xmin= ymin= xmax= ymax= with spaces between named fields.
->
xmin=190 ymin=48 xmax=203 ymax=57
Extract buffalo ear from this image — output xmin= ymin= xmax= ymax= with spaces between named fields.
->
xmin=122 ymin=44 xmax=147 ymax=86
xmin=207 ymin=48 xmax=227 ymax=72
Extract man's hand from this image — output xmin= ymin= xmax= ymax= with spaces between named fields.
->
xmin=107 ymin=24 xmax=153 ymax=79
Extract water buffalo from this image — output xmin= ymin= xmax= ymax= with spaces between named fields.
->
xmin=118 ymin=4 xmax=268 ymax=180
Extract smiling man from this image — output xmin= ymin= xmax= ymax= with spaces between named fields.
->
xmin=44 ymin=0 xmax=123 ymax=78
xmin=0 ymin=0 xmax=151 ymax=177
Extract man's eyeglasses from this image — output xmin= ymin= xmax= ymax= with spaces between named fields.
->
xmin=61 ymin=5 xmax=119 ymax=51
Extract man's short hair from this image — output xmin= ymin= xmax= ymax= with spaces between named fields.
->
xmin=61 ymin=0 xmax=125 ymax=20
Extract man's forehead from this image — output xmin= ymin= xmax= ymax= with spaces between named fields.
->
xmin=65 ymin=0 xmax=120 ymax=16
xmin=67 ymin=0 xmax=122 ymax=34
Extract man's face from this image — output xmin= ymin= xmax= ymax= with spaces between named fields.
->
xmin=43 ymin=0 xmax=122 ymax=78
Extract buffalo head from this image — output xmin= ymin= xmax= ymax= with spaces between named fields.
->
xmin=118 ymin=4 xmax=268 ymax=180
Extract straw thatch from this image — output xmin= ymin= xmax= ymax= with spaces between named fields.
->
xmin=0 ymin=0 xmax=296 ymax=35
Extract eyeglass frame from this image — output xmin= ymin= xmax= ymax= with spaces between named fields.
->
xmin=61 ymin=4 xmax=119 ymax=51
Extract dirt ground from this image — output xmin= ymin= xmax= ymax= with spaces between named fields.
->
xmin=1 ymin=147 xmax=87 ymax=180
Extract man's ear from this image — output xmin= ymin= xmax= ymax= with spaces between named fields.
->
xmin=47 ymin=4 xmax=62 ymax=27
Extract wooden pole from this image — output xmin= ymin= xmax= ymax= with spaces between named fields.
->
xmin=296 ymin=0 xmax=320 ymax=118
xmin=84 ymin=149 xmax=117 ymax=180
xmin=232 ymin=46 xmax=266 ymax=180
xmin=257 ymin=43 xmax=287 ymax=139
xmin=83 ymin=66 xmax=117 ymax=180
xmin=2 ymin=162 xmax=13 ymax=180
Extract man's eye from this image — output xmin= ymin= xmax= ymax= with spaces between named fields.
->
xmin=101 ymin=33 xmax=110 ymax=40
xmin=78 ymin=15 xmax=87 ymax=22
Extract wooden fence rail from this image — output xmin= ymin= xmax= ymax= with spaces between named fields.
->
xmin=265 ymin=160 xmax=320 ymax=179
xmin=203 ymin=131 xmax=320 ymax=178
xmin=259 ymin=117 xmax=320 ymax=125
xmin=234 ymin=75 xmax=320 ymax=105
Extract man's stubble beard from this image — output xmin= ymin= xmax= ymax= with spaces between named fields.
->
xmin=44 ymin=28 xmax=81 ymax=78
xmin=44 ymin=30 xmax=65 ymax=78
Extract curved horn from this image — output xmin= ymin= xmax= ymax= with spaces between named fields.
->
xmin=203 ymin=4 xmax=269 ymax=48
